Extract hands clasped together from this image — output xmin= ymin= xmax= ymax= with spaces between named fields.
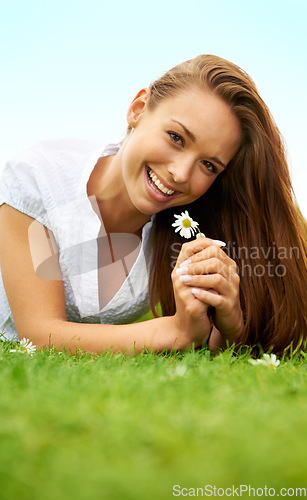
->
xmin=171 ymin=236 xmax=244 ymax=348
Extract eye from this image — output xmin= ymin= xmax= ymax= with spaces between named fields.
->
xmin=201 ymin=160 xmax=218 ymax=174
xmin=168 ymin=131 xmax=184 ymax=146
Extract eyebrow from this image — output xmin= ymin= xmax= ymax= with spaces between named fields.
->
xmin=170 ymin=119 xmax=227 ymax=170
xmin=171 ymin=119 xmax=197 ymax=143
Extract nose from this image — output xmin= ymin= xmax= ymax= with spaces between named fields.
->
xmin=167 ymin=157 xmax=194 ymax=185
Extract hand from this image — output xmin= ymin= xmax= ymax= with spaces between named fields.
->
xmin=175 ymin=237 xmax=243 ymax=339
xmin=171 ymin=240 xmax=213 ymax=348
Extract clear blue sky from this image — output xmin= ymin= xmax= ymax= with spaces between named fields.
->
xmin=1 ymin=0 xmax=306 ymax=216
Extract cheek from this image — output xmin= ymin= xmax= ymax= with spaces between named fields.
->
xmin=192 ymin=175 xmax=216 ymax=198
xmin=141 ymin=138 xmax=170 ymax=163
xmin=124 ymin=134 xmax=167 ymax=165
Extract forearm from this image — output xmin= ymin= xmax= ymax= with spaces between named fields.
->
xmin=34 ymin=316 xmax=192 ymax=355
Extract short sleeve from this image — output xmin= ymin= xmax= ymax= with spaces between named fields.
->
xmin=0 ymin=149 xmax=51 ymax=229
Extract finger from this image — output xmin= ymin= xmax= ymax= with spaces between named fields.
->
xmin=179 ymin=273 xmax=234 ymax=296
xmin=172 ymin=265 xmax=209 ymax=301
xmin=175 ymin=237 xmax=226 ymax=268
xmin=191 ymin=287 xmax=226 ymax=309
xmin=172 ymin=277 xmax=210 ymax=315
xmin=180 ymin=245 xmax=237 ymax=272
xmin=177 ymin=258 xmax=237 ymax=281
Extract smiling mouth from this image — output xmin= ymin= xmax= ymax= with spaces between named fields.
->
xmin=146 ymin=166 xmax=180 ymax=197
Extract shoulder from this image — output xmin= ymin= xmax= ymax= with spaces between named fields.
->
xmin=34 ymin=137 xmax=104 ymax=155
xmin=7 ymin=138 xmax=104 ymax=169
xmin=3 ymin=137 xmax=105 ymax=193
xmin=0 ymin=138 xmax=105 ymax=225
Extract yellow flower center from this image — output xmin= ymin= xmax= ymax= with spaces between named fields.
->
xmin=182 ymin=218 xmax=191 ymax=228
xmin=20 ymin=346 xmax=28 ymax=353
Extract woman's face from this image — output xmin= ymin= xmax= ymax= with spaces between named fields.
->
xmin=120 ymin=86 xmax=242 ymax=216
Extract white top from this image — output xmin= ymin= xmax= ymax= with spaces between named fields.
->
xmin=0 ymin=139 xmax=154 ymax=341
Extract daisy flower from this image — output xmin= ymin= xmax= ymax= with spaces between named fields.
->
xmin=249 ymin=353 xmax=280 ymax=370
xmin=172 ymin=210 xmax=201 ymax=239
xmin=166 ymin=364 xmax=188 ymax=380
xmin=10 ymin=338 xmax=36 ymax=356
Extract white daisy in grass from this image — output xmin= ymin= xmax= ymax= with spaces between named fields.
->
xmin=249 ymin=353 xmax=280 ymax=370
xmin=166 ymin=364 xmax=188 ymax=380
xmin=10 ymin=338 xmax=36 ymax=356
xmin=172 ymin=210 xmax=202 ymax=239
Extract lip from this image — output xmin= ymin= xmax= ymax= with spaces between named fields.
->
xmin=148 ymin=166 xmax=180 ymax=193
xmin=144 ymin=166 xmax=181 ymax=203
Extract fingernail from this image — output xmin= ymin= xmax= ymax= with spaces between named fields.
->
xmin=176 ymin=266 xmax=188 ymax=275
xmin=196 ymin=232 xmax=206 ymax=239
xmin=212 ymin=239 xmax=226 ymax=247
xmin=191 ymin=288 xmax=200 ymax=296
xmin=180 ymin=259 xmax=191 ymax=268
xmin=179 ymin=275 xmax=192 ymax=282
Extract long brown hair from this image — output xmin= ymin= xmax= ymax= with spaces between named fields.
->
xmin=144 ymin=54 xmax=307 ymax=354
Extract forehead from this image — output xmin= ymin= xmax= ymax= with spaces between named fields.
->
xmin=151 ymin=87 xmax=232 ymax=120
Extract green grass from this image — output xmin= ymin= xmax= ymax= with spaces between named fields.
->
xmin=0 ymin=338 xmax=307 ymax=500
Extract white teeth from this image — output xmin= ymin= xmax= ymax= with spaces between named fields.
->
xmin=148 ymin=167 xmax=175 ymax=195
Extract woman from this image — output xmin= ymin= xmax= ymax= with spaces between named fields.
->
xmin=0 ymin=55 xmax=306 ymax=355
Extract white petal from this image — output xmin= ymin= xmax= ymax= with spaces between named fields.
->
xmin=183 ymin=228 xmax=192 ymax=238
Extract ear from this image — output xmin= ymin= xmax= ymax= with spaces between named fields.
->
xmin=126 ymin=88 xmax=151 ymax=128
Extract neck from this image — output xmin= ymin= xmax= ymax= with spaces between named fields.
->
xmin=87 ymin=152 xmax=151 ymax=237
